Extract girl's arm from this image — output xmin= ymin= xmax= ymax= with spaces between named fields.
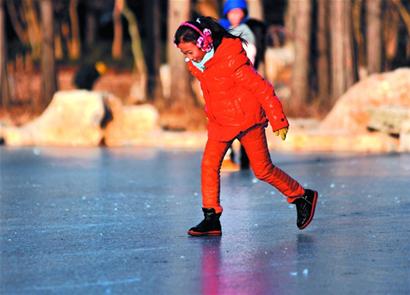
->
xmin=233 ymin=63 xmax=289 ymax=132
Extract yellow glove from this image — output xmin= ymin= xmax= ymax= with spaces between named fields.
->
xmin=274 ymin=127 xmax=288 ymax=141
xmin=95 ymin=62 xmax=107 ymax=75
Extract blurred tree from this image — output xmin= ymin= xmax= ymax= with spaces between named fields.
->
xmin=118 ymin=0 xmax=147 ymax=103
xmin=352 ymin=0 xmax=365 ymax=76
xmin=391 ymin=0 xmax=410 ymax=63
xmin=384 ymin=2 xmax=400 ymax=70
xmin=166 ymin=0 xmax=200 ymax=130
xmin=366 ymin=0 xmax=382 ymax=74
xmin=167 ymin=0 xmax=192 ymax=108
xmin=316 ymin=0 xmax=330 ymax=110
xmin=330 ymin=0 xmax=356 ymax=103
xmin=112 ymin=0 xmax=123 ymax=59
xmin=52 ymin=0 xmax=66 ymax=60
xmin=144 ymin=0 xmax=163 ymax=101
xmin=0 ymin=0 xmax=10 ymax=108
xmin=248 ymin=0 xmax=263 ymax=20
xmin=195 ymin=0 xmax=219 ymax=18
xmin=54 ymin=23 xmax=64 ymax=60
xmin=85 ymin=3 xmax=98 ymax=51
xmin=393 ymin=0 xmax=410 ymax=34
xmin=290 ymin=0 xmax=312 ymax=113
xmin=23 ymin=0 xmax=42 ymax=60
xmin=343 ymin=0 xmax=356 ymax=87
xmin=284 ymin=0 xmax=297 ymax=38
xmin=5 ymin=0 xmax=29 ymax=45
xmin=39 ymin=0 xmax=57 ymax=110
xmin=68 ymin=0 xmax=80 ymax=60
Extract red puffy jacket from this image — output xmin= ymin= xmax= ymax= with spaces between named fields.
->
xmin=187 ymin=37 xmax=289 ymax=141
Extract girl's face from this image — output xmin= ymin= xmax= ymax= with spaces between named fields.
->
xmin=177 ymin=41 xmax=206 ymax=63
xmin=227 ymin=8 xmax=245 ymax=27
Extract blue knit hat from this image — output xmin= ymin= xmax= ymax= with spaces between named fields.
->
xmin=223 ymin=0 xmax=248 ymax=17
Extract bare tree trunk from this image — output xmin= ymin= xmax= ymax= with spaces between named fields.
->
xmin=24 ymin=0 xmax=42 ymax=60
xmin=316 ymin=0 xmax=330 ymax=110
xmin=167 ymin=0 xmax=192 ymax=106
xmin=247 ymin=0 xmax=264 ymax=20
xmin=344 ymin=0 xmax=356 ymax=88
xmin=330 ymin=0 xmax=346 ymax=102
xmin=6 ymin=0 xmax=29 ymax=45
xmin=152 ymin=0 xmax=163 ymax=102
xmin=330 ymin=0 xmax=357 ymax=103
xmin=54 ymin=23 xmax=64 ymax=60
xmin=195 ymin=0 xmax=220 ymax=18
xmin=384 ymin=3 xmax=400 ymax=70
xmin=392 ymin=0 xmax=410 ymax=37
xmin=112 ymin=0 xmax=123 ymax=60
xmin=69 ymin=0 xmax=81 ymax=60
xmin=144 ymin=0 xmax=163 ymax=101
xmin=39 ymin=0 xmax=57 ymax=110
xmin=353 ymin=0 xmax=365 ymax=74
xmin=164 ymin=0 xmax=206 ymax=130
xmin=120 ymin=0 xmax=147 ymax=103
xmin=0 ymin=0 xmax=10 ymax=109
xmin=290 ymin=0 xmax=312 ymax=114
xmin=285 ymin=0 xmax=297 ymax=38
xmin=86 ymin=8 xmax=97 ymax=51
xmin=366 ymin=0 xmax=382 ymax=74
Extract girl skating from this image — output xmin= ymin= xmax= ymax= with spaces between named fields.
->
xmin=174 ymin=17 xmax=318 ymax=236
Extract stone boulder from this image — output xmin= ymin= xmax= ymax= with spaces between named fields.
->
xmin=320 ymin=68 xmax=410 ymax=132
xmin=265 ymin=68 xmax=410 ymax=153
xmin=367 ymin=106 xmax=410 ymax=136
xmin=0 ymin=90 xmax=160 ymax=147
xmin=2 ymin=90 xmax=105 ymax=146
xmin=103 ymin=95 xmax=159 ymax=146
xmin=265 ymin=119 xmax=399 ymax=153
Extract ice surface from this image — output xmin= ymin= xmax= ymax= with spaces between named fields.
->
xmin=1 ymin=148 xmax=410 ymax=294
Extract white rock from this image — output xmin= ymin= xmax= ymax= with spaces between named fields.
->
xmin=103 ymin=95 xmax=159 ymax=147
xmin=3 ymin=90 xmax=105 ymax=146
xmin=320 ymin=68 xmax=410 ymax=132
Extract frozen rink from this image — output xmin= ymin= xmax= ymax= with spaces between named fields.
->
xmin=1 ymin=147 xmax=410 ymax=294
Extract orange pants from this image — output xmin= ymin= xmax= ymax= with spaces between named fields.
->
xmin=201 ymin=124 xmax=305 ymax=213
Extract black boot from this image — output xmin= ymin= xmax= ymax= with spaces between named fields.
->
xmin=292 ymin=189 xmax=318 ymax=230
xmin=188 ymin=208 xmax=222 ymax=236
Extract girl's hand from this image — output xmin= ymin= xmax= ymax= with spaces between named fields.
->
xmin=274 ymin=127 xmax=288 ymax=141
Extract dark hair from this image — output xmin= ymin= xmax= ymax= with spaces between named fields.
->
xmin=174 ymin=16 xmax=245 ymax=50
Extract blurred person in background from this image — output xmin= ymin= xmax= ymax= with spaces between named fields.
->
xmin=73 ymin=61 xmax=107 ymax=90
xmin=219 ymin=0 xmax=267 ymax=171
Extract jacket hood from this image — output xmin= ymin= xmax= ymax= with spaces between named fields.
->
xmin=187 ymin=37 xmax=248 ymax=81
xmin=204 ymin=38 xmax=248 ymax=71
xmin=223 ymin=0 xmax=248 ymax=17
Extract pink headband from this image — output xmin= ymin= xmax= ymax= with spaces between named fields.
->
xmin=179 ymin=22 xmax=213 ymax=52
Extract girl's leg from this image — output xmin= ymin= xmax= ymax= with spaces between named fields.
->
xmin=239 ymin=125 xmax=305 ymax=202
xmin=201 ymin=138 xmax=232 ymax=213
xmin=240 ymin=143 xmax=250 ymax=169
